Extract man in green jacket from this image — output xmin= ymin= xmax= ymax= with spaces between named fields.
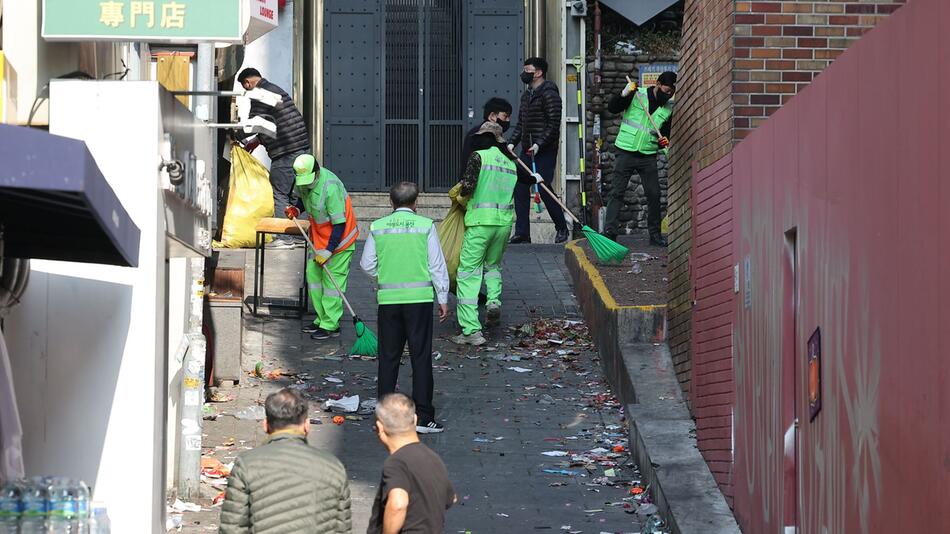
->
xmin=220 ymin=388 xmax=351 ymax=533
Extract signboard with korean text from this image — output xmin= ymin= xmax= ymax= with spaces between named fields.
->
xmin=42 ymin=0 xmax=243 ymax=43
xmin=638 ymin=63 xmax=679 ymax=88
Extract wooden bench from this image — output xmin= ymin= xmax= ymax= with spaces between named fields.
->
xmin=252 ymin=217 xmax=311 ymax=317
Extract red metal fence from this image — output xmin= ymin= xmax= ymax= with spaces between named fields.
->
xmin=691 ymin=0 xmax=950 ymax=530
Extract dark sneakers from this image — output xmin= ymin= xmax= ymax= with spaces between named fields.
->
xmin=416 ymin=420 xmax=445 ymax=434
xmin=310 ymin=327 xmax=341 ymax=340
xmin=509 ymin=235 xmax=531 ymax=244
xmin=302 ymin=323 xmax=321 ymax=334
xmin=554 ymin=229 xmax=569 ymax=243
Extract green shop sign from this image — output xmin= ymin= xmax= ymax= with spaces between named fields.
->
xmin=42 ymin=0 xmax=243 ymax=42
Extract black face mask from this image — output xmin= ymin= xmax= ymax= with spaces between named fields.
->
xmin=655 ymin=89 xmax=673 ymax=105
xmin=520 ymin=71 xmax=535 ymax=85
xmin=497 ymin=119 xmax=511 ymax=132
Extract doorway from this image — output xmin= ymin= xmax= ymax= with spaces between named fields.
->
xmin=318 ymin=0 xmax=525 ymax=192
xmin=783 ymin=228 xmax=799 ymax=533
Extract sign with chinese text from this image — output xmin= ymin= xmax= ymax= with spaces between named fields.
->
xmin=43 ymin=0 xmax=243 ymax=43
xmin=808 ymin=328 xmax=822 ymax=421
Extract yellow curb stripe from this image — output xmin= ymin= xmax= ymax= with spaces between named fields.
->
xmin=565 ymin=239 xmax=668 ymax=312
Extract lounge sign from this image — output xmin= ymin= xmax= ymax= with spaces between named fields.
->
xmin=42 ymin=0 xmax=247 ymax=43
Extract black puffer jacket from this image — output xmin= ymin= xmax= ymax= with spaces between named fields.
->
xmin=509 ymin=80 xmax=562 ymax=153
xmin=249 ymin=79 xmax=311 ymax=159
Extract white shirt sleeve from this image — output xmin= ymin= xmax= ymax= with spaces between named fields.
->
xmin=359 ymin=232 xmax=378 ymax=278
xmin=427 ymin=225 xmax=450 ymax=305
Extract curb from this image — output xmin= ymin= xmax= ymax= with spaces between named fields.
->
xmin=564 ymin=240 xmax=740 ymax=534
xmin=563 ymin=240 xmax=666 ymax=405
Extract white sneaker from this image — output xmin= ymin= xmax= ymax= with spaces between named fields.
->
xmin=416 ymin=421 xmax=445 ymax=434
xmin=486 ymin=302 xmax=501 ymax=322
xmin=450 ymin=332 xmax=486 ymax=346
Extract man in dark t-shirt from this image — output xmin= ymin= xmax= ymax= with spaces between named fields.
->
xmin=368 ymin=393 xmax=456 ymax=534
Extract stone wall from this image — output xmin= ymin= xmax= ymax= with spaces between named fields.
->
xmin=586 ymin=54 xmax=677 ymax=234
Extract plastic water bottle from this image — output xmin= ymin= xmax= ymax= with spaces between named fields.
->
xmin=76 ymin=481 xmax=90 ymax=520
xmin=48 ymin=477 xmax=76 ymax=533
xmin=19 ymin=477 xmax=48 ymax=534
xmin=0 ymin=480 xmax=21 ymax=533
xmin=87 ymin=503 xmax=110 ymax=534
xmin=72 ymin=480 xmax=91 ymax=533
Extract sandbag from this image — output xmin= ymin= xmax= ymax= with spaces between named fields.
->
xmin=437 ymin=183 xmax=469 ymax=294
xmin=213 ymin=144 xmax=275 ymax=248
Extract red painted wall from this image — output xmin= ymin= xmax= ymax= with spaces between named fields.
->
xmin=690 ymin=154 xmax=736 ymax=505
xmin=732 ymin=0 xmax=950 ymax=530
xmin=692 ymin=0 xmax=950 ymax=531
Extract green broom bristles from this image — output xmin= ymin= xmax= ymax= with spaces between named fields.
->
xmin=580 ymin=225 xmax=629 ymax=263
xmin=350 ymin=316 xmax=378 ymax=357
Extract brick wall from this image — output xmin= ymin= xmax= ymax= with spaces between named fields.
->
xmin=732 ymin=1 xmax=904 ymax=138
xmin=666 ymin=0 xmax=735 ymax=400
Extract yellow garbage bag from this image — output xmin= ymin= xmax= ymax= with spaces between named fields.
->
xmin=213 ymin=144 xmax=275 ymax=248
xmin=438 ymin=183 xmax=469 ymax=294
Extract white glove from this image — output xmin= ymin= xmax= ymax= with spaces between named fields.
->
xmin=506 ymin=143 xmax=515 ymax=153
xmin=621 ymin=76 xmax=637 ymax=97
xmin=532 ymin=173 xmax=543 ymax=184
xmin=528 ymin=143 xmax=540 ymax=156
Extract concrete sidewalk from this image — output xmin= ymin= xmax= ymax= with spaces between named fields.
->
xmin=174 ymin=244 xmax=662 ymax=533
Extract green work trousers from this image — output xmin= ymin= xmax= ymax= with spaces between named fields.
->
xmin=305 ymin=245 xmax=353 ymax=330
xmin=457 ymin=224 xmax=510 ymax=335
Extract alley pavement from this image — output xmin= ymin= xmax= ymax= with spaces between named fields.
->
xmin=175 ymin=243 xmax=659 ymax=533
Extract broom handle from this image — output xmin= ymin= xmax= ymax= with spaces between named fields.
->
xmin=289 ymin=216 xmax=358 ymax=318
xmin=507 ymin=149 xmax=582 ymax=225
xmin=630 ymin=79 xmax=665 ymax=139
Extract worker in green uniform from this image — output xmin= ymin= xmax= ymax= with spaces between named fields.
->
xmin=285 ymin=154 xmax=359 ymax=340
xmin=450 ymin=121 xmax=543 ymax=346
xmin=603 ymin=71 xmax=675 ymax=246
xmin=360 ymin=182 xmax=450 ymax=433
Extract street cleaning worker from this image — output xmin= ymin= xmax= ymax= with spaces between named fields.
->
xmin=451 ymin=121 xmax=542 ymax=346
xmin=285 ymin=154 xmax=359 ymax=340
xmin=603 ymin=71 xmax=676 ymax=247
xmin=360 ymin=182 xmax=450 ymax=434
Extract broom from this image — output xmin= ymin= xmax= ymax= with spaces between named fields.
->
xmin=507 ymin=149 xmax=629 ymax=263
xmin=289 ymin=216 xmax=378 ymax=357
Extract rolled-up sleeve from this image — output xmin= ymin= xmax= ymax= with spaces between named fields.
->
xmin=427 ymin=226 xmax=450 ymax=305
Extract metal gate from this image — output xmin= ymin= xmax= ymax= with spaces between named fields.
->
xmin=323 ymin=0 xmax=523 ymax=192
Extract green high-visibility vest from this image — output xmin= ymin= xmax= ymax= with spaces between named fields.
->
xmin=465 ymin=146 xmax=517 ymax=227
xmin=301 ymin=167 xmax=344 ymax=224
xmin=371 ymin=210 xmax=434 ymax=305
xmin=615 ymin=87 xmax=673 ymax=155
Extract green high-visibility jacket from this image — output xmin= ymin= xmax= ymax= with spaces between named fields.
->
xmin=370 ymin=210 xmax=434 ymax=305
xmin=615 ymin=87 xmax=673 ymax=155
xmin=464 ymin=146 xmax=518 ymax=227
